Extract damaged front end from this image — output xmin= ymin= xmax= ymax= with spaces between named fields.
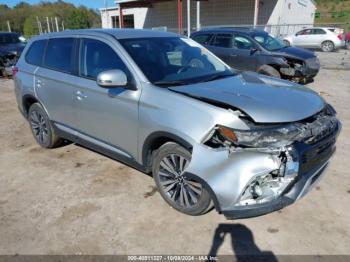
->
xmin=0 ymin=51 xmax=19 ymax=77
xmin=280 ymin=57 xmax=320 ymax=84
xmin=184 ymin=105 xmax=341 ymax=219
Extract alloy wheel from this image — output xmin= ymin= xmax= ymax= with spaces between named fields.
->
xmin=30 ymin=110 xmax=49 ymax=145
xmin=158 ymin=154 xmax=203 ymax=208
xmin=322 ymin=41 xmax=334 ymax=52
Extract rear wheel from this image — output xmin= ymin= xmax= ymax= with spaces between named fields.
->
xmin=321 ymin=41 xmax=335 ymax=52
xmin=28 ymin=103 xmax=63 ymax=148
xmin=257 ymin=65 xmax=281 ymax=78
xmin=152 ymin=142 xmax=212 ymax=216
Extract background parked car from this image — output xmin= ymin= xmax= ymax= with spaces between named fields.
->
xmin=0 ymin=32 xmax=26 ymax=77
xmin=283 ymin=27 xmax=344 ymax=52
xmin=191 ymin=28 xmax=320 ymax=84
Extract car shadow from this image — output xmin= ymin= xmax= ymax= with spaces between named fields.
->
xmin=207 ymin=223 xmax=278 ymax=262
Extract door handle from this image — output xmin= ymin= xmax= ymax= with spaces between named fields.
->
xmin=75 ymin=90 xmax=87 ymax=100
xmin=230 ymin=54 xmax=238 ymax=57
xmin=36 ymin=79 xmax=43 ymax=88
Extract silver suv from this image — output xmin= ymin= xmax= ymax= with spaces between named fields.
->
xmin=14 ymin=29 xmax=341 ymax=219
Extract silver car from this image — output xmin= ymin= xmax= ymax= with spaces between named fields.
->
xmin=14 ymin=29 xmax=341 ymax=219
xmin=283 ymin=27 xmax=344 ymax=52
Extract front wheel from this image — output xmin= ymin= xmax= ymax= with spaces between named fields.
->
xmin=152 ymin=142 xmax=212 ymax=216
xmin=321 ymin=41 xmax=335 ymax=52
xmin=257 ymin=65 xmax=281 ymax=78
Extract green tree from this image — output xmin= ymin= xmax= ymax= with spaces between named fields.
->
xmin=23 ymin=16 xmax=37 ymax=37
xmin=66 ymin=8 xmax=90 ymax=29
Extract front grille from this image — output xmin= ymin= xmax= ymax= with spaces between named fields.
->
xmin=299 ymin=129 xmax=337 ymax=174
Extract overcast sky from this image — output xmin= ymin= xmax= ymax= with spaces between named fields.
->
xmin=2 ymin=0 xmax=116 ymax=9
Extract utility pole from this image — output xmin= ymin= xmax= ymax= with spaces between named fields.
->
xmin=55 ymin=17 xmax=59 ymax=32
xmin=62 ymin=21 xmax=65 ymax=31
xmin=46 ymin=17 xmax=51 ymax=33
xmin=187 ymin=0 xmax=191 ymax=36
xmin=7 ymin=21 xmax=11 ymax=32
xmin=196 ymin=0 xmax=201 ymax=31
xmin=51 ymin=17 xmax=54 ymax=32
xmin=36 ymin=17 xmax=43 ymax=34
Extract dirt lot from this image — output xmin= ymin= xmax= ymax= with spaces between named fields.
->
xmin=0 ymin=50 xmax=349 ymax=256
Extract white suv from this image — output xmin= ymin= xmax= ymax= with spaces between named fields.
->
xmin=283 ymin=27 xmax=344 ymax=52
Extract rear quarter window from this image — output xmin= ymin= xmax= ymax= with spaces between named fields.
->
xmin=25 ymin=40 xmax=47 ymax=66
xmin=44 ymin=38 xmax=75 ymax=73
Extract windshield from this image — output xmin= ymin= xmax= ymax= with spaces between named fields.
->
xmin=253 ymin=33 xmax=285 ymax=51
xmin=119 ymin=37 xmax=233 ymax=86
xmin=0 ymin=34 xmax=21 ymax=45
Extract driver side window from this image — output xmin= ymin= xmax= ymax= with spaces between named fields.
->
xmin=233 ymin=35 xmax=254 ymax=50
xmin=79 ymin=38 xmax=129 ymax=80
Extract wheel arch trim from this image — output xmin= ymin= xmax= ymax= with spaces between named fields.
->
xmin=141 ymin=131 xmax=193 ymax=167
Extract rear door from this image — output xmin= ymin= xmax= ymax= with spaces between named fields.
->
xmin=311 ymin=28 xmax=327 ymax=47
xmin=34 ymin=37 xmax=79 ymax=130
xmin=73 ymin=37 xmax=141 ymax=160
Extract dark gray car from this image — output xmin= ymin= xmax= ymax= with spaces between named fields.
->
xmin=14 ymin=29 xmax=340 ymax=219
xmin=191 ymin=28 xmax=320 ymax=84
xmin=0 ymin=32 xmax=26 ymax=76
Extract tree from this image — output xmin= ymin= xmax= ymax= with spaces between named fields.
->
xmin=66 ymin=8 xmax=90 ymax=29
xmin=23 ymin=16 xmax=37 ymax=37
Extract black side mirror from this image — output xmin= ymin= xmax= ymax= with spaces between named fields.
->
xmin=250 ymin=47 xmax=259 ymax=55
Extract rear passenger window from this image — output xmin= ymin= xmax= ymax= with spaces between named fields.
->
xmin=192 ymin=34 xmax=213 ymax=45
xmin=213 ymin=34 xmax=233 ymax=48
xmin=25 ymin=40 xmax=47 ymax=66
xmin=79 ymin=38 xmax=129 ymax=80
xmin=44 ymin=38 xmax=75 ymax=73
xmin=312 ymin=29 xmax=326 ymax=35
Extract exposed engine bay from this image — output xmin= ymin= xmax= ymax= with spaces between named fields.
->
xmin=0 ymin=52 xmax=18 ymax=77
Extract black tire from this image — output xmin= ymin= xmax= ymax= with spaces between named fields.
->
xmin=152 ymin=142 xmax=212 ymax=216
xmin=28 ymin=103 xmax=63 ymax=148
xmin=321 ymin=41 xmax=335 ymax=52
xmin=283 ymin=40 xmax=290 ymax=47
xmin=257 ymin=65 xmax=281 ymax=78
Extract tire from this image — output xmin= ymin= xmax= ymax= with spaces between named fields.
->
xmin=321 ymin=41 xmax=335 ymax=52
xmin=152 ymin=142 xmax=212 ymax=216
xmin=257 ymin=65 xmax=281 ymax=78
xmin=283 ymin=40 xmax=290 ymax=47
xmin=28 ymin=103 xmax=63 ymax=148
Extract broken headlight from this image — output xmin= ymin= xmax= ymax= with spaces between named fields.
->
xmin=208 ymin=124 xmax=300 ymax=148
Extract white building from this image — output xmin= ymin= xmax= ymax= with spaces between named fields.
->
xmin=100 ymin=0 xmax=316 ymax=37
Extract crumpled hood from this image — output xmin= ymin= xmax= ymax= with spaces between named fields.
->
xmin=169 ymin=72 xmax=325 ymax=123
xmin=271 ymin=46 xmax=316 ymax=60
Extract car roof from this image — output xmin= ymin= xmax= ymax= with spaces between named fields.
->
xmin=192 ymin=27 xmax=267 ymax=36
xmin=0 ymin=32 xmax=20 ymax=35
xmin=31 ymin=28 xmax=179 ymax=41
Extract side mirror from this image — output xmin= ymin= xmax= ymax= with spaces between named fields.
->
xmin=250 ymin=47 xmax=258 ymax=55
xmin=97 ymin=69 xmax=128 ymax=88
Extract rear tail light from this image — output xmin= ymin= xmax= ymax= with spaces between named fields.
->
xmin=12 ymin=66 xmax=18 ymax=77
xmin=338 ymin=34 xmax=343 ymax=40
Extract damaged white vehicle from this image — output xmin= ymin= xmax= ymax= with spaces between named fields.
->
xmin=15 ymin=29 xmax=341 ymax=219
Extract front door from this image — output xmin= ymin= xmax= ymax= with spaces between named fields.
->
xmin=230 ymin=34 xmax=258 ymax=71
xmin=74 ymin=37 xmax=141 ymax=160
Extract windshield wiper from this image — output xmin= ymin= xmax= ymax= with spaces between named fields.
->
xmin=198 ymin=72 xmax=235 ymax=83
xmin=153 ymin=80 xmax=191 ymax=87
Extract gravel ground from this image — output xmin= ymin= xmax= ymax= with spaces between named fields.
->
xmin=0 ymin=52 xmax=349 ymax=256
